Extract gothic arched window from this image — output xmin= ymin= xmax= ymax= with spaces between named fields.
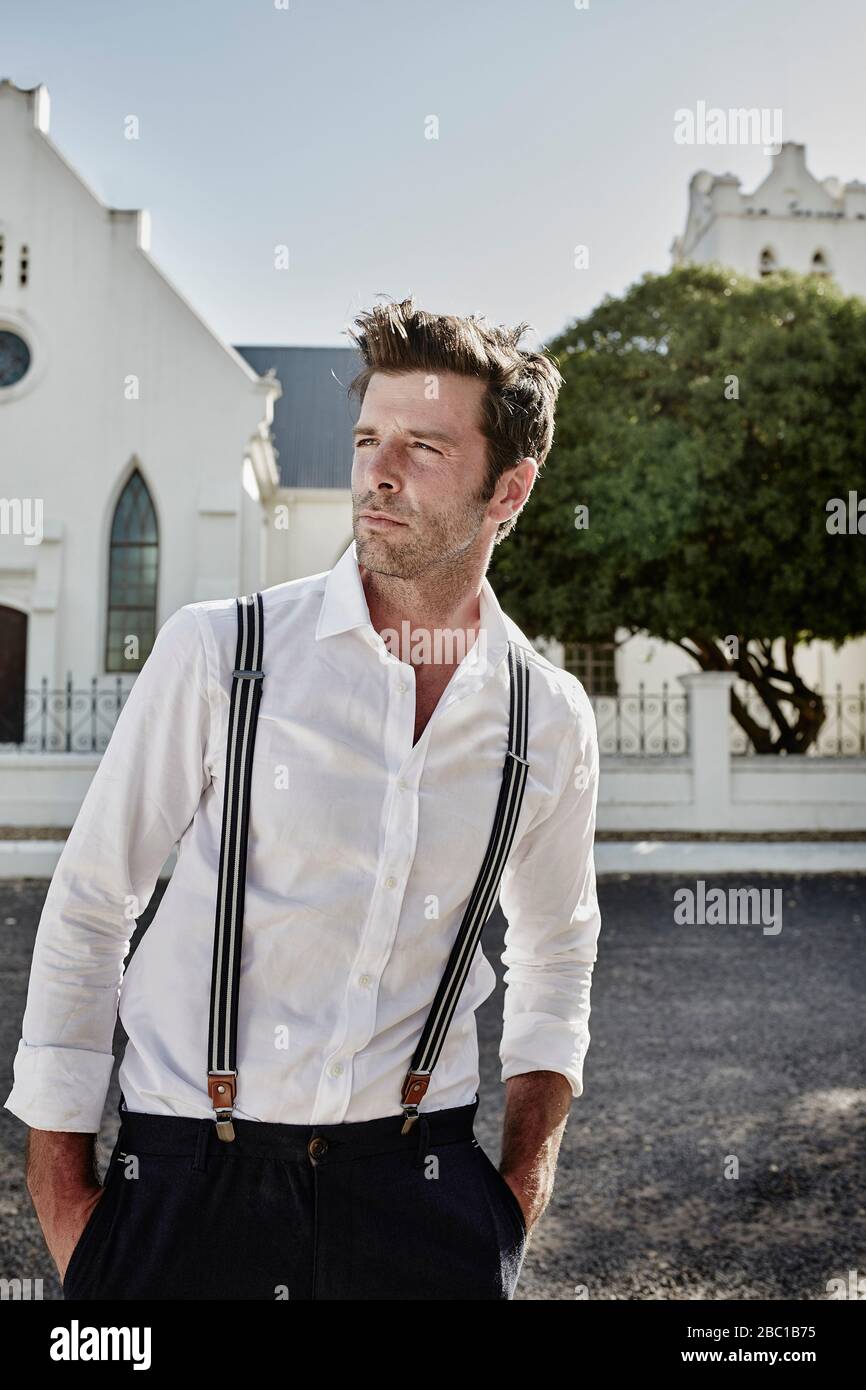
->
xmin=105 ymin=468 xmax=159 ymax=672
xmin=758 ymin=247 xmax=777 ymax=277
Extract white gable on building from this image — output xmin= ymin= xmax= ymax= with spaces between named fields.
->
xmin=671 ymin=141 xmax=866 ymax=291
xmin=0 ymin=79 xmax=281 ymax=735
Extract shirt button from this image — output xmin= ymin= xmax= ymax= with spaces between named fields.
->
xmin=358 ymin=973 xmax=372 ymax=987
xmin=330 ymin=1062 xmax=344 ymax=1077
xmin=396 ymin=682 xmax=408 ymax=693
xmin=397 ymin=779 xmax=408 ymax=791
xmin=385 ymin=876 xmax=397 ymax=889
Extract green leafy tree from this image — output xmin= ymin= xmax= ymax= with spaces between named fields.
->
xmin=490 ymin=263 xmax=866 ymax=753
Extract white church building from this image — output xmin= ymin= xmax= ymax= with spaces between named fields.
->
xmin=0 ymin=79 xmax=288 ymax=746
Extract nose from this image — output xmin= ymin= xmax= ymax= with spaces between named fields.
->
xmin=358 ymin=437 xmax=406 ymax=492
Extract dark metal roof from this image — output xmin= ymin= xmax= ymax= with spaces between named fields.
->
xmin=234 ymin=345 xmax=362 ymax=489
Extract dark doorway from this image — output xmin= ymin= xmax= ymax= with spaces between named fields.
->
xmin=0 ymin=606 xmax=27 ymax=744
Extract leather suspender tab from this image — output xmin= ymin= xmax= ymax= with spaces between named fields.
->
xmin=207 ymin=1072 xmax=238 ymax=1142
xmin=400 ymin=1071 xmax=431 ymax=1133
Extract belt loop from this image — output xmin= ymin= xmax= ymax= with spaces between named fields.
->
xmin=192 ymin=1116 xmax=211 ymax=1174
xmin=413 ymin=1113 xmax=431 ymax=1170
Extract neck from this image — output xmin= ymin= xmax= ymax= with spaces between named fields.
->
xmin=359 ymin=552 xmax=485 ymax=670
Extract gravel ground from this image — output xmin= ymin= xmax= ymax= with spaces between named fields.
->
xmin=1 ymin=873 xmax=864 ymax=1301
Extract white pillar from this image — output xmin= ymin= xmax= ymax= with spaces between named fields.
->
xmin=678 ymin=670 xmax=737 ymax=830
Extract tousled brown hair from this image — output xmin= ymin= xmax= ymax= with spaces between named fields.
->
xmin=345 ymin=296 xmax=564 ymax=543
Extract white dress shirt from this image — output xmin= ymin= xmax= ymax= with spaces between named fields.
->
xmin=5 ymin=540 xmax=602 ymax=1132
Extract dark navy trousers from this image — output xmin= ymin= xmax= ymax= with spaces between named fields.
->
xmin=62 ymin=1094 xmax=527 ymax=1300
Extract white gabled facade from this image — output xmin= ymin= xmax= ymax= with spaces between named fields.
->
xmin=672 ymin=141 xmax=866 ymax=289
xmin=0 ymin=79 xmax=281 ymax=708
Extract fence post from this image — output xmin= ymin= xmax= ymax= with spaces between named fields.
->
xmin=677 ymin=671 xmax=737 ymax=830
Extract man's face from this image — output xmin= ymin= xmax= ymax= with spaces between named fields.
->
xmin=351 ymin=369 xmax=495 ymax=579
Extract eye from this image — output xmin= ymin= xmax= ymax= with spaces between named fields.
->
xmin=355 ymin=438 xmax=376 ymax=447
xmin=411 ymin=441 xmax=438 ymax=453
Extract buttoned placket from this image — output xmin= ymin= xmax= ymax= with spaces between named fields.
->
xmin=310 ymin=625 xmax=499 ymax=1124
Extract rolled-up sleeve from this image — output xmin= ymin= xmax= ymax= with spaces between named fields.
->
xmin=3 ymin=604 xmax=212 ymax=1133
xmin=498 ymin=686 xmax=601 ymax=1100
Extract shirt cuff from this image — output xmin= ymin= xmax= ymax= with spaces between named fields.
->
xmin=3 ymin=1039 xmax=114 ymax=1132
xmin=500 ymin=1014 xmax=589 ymax=1100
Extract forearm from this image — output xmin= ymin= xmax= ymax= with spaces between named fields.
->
xmin=25 ymin=1128 xmax=104 ymax=1279
xmin=500 ymin=1069 xmax=572 ymax=1230
xmin=26 ymin=1128 xmax=99 ymax=1205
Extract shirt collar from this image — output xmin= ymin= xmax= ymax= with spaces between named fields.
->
xmin=315 ymin=537 xmax=510 ymax=682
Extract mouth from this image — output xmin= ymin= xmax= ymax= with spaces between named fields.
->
xmin=359 ymin=513 xmax=407 ymax=528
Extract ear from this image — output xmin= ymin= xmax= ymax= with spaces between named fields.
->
xmin=503 ymin=457 xmax=538 ymax=508
xmin=487 ymin=458 xmax=537 ymax=526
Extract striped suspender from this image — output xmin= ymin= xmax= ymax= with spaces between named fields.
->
xmin=207 ymin=592 xmax=265 ymax=1141
xmin=205 ymin=599 xmax=530 ymax=1141
xmin=400 ymin=639 xmax=531 ymax=1133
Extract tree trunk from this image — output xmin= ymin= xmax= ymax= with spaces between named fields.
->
xmin=678 ymin=637 xmax=826 ymax=754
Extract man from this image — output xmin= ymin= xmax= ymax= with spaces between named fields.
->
xmin=6 ymin=297 xmax=602 ymax=1301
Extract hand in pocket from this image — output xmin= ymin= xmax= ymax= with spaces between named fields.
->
xmin=54 ymin=1186 xmax=106 ymax=1284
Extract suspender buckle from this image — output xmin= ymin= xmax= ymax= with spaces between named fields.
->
xmin=207 ymin=1071 xmax=238 ymax=1143
xmin=232 ymin=669 xmax=265 ymax=680
xmin=400 ymin=1071 xmax=431 ymax=1133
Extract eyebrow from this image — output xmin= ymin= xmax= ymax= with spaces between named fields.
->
xmin=352 ymin=423 xmax=459 ymax=446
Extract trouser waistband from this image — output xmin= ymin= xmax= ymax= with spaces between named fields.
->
xmin=115 ymin=1094 xmax=480 ymax=1163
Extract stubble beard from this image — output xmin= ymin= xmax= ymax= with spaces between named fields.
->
xmin=354 ymin=490 xmax=490 ymax=581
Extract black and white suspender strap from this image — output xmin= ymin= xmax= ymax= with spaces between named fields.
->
xmin=207 ymin=592 xmax=265 ymax=1141
xmin=399 ymin=639 xmax=531 ymax=1133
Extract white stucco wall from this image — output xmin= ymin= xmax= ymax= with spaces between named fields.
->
xmin=264 ymin=488 xmax=353 ymax=584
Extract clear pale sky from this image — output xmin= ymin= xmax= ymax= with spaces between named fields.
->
xmin=5 ymin=0 xmax=864 ymax=350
